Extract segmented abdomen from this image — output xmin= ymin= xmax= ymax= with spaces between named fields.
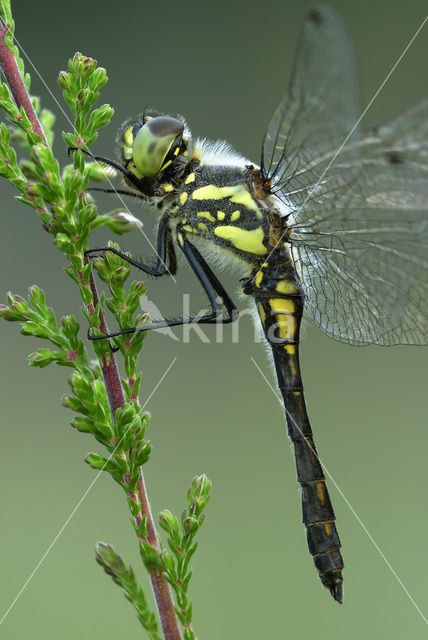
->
xmin=248 ymin=259 xmax=344 ymax=603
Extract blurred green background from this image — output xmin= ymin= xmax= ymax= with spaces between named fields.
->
xmin=1 ymin=0 xmax=427 ymax=638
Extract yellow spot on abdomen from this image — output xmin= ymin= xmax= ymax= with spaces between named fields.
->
xmin=180 ymin=191 xmax=188 ymax=205
xmin=270 ymin=298 xmax=296 ymax=314
xmin=213 ymin=226 xmax=267 ymax=255
xmin=283 ymin=344 xmax=296 ymax=355
xmin=324 ymin=523 xmax=333 ymax=537
xmin=197 ymin=211 xmax=216 ymax=222
xmin=316 ymin=481 xmax=327 ymax=506
xmin=269 ymin=298 xmax=297 ymax=341
xmin=185 ymin=172 xmax=195 ymax=184
xmin=276 ymin=279 xmax=298 ymax=295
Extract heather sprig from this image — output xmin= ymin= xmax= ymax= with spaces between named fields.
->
xmin=0 ymin=2 xmax=211 ymax=637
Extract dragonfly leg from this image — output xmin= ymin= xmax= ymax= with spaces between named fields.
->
xmin=86 ymin=221 xmax=238 ymax=340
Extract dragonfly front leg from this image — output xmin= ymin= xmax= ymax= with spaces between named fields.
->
xmin=86 ymin=210 xmax=176 ymax=278
xmin=86 ymin=221 xmax=238 ymax=340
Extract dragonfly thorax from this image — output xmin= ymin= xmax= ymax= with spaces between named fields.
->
xmin=170 ymin=153 xmax=290 ymax=264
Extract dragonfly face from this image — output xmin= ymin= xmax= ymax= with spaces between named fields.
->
xmin=85 ymin=6 xmax=428 ymax=604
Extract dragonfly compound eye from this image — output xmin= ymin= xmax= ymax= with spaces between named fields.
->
xmin=132 ymin=116 xmax=184 ymax=177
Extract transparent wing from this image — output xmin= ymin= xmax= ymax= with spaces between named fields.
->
xmin=261 ymin=6 xmax=361 ymax=202
xmin=286 ymin=99 xmax=428 ymax=345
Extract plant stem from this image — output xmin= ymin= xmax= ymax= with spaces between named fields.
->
xmin=87 ymin=270 xmax=182 ymax=640
xmin=0 ymin=28 xmax=181 ymax=636
xmin=137 ymin=474 xmax=183 ymax=640
xmin=0 ymin=17 xmax=48 ymax=146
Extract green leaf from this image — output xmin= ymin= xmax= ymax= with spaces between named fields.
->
xmin=20 ymin=320 xmax=51 ymax=339
xmin=84 ymin=452 xmax=107 ymax=471
xmin=28 ymin=348 xmax=66 ymax=368
xmin=71 ymin=416 xmax=94 ymax=433
xmin=159 ymin=509 xmax=180 ymax=539
xmin=139 ymin=540 xmax=161 ymax=571
xmin=95 ymin=542 xmax=160 ymax=639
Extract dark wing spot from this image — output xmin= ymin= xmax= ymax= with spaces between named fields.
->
xmin=387 ymin=152 xmax=404 ymax=165
xmin=308 ymin=8 xmax=323 ymax=24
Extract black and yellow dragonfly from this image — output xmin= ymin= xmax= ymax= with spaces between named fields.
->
xmin=81 ymin=7 xmax=428 ymax=603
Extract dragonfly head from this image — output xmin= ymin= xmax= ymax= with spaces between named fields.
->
xmin=120 ymin=113 xmax=189 ymax=181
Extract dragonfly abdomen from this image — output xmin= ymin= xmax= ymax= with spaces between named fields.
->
xmin=245 ymin=257 xmax=344 ymax=602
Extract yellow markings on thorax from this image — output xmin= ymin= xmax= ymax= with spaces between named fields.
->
xmin=198 ymin=222 xmax=208 ymax=231
xmin=217 ymin=210 xmax=225 ymax=220
xmin=254 ymin=270 xmax=263 ymax=287
xmin=197 ymin=211 xmax=216 ymax=222
xmin=230 ymin=210 xmax=241 ymax=222
xmin=192 ymin=184 xmax=261 ymax=217
xmin=185 ymin=172 xmax=195 ymax=184
xmin=164 ymin=183 xmax=174 ymax=193
xmin=229 ymin=188 xmax=261 ymax=215
xmin=258 ymin=304 xmax=266 ymax=325
xmin=182 ymin=224 xmax=197 ymax=234
xmin=180 ymin=191 xmax=188 ymax=205
xmin=214 ymin=225 xmax=267 ymax=255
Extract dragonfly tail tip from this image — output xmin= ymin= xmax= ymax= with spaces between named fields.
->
xmin=330 ymin=581 xmax=343 ymax=604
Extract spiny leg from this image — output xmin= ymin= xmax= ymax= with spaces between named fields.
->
xmin=86 ymin=210 xmax=176 ymax=278
xmin=87 ymin=222 xmax=238 ymax=339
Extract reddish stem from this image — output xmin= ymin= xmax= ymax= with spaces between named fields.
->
xmin=137 ymin=473 xmax=182 ymax=639
xmin=87 ymin=271 xmax=181 ymax=640
xmin=0 ymin=26 xmax=181 ymax=636
xmin=0 ymin=19 xmax=49 ymax=146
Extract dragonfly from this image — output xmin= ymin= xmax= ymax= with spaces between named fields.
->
xmin=81 ymin=6 xmax=428 ymax=603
